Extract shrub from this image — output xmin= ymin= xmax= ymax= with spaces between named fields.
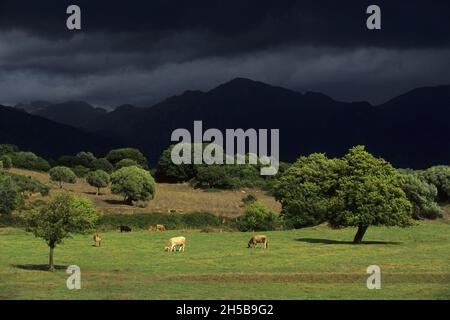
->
xmin=0 ymin=175 xmax=19 ymax=215
xmin=0 ymin=155 xmax=12 ymax=170
xmin=9 ymin=152 xmax=50 ymax=172
xmin=106 ymin=148 xmax=148 ymax=168
xmin=49 ymin=166 xmax=77 ymax=188
xmin=400 ymin=170 xmax=443 ymax=219
xmin=237 ymin=201 xmax=279 ymax=232
xmin=419 ymin=166 xmax=450 ymax=202
xmin=115 ymin=158 xmax=139 ymax=170
xmin=7 ymin=173 xmax=50 ymax=196
xmin=72 ymin=165 xmax=90 ymax=178
xmin=91 ymin=158 xmax=114 ymax=173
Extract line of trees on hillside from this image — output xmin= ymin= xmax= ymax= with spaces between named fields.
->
xmin=1 ymin=143 xmax=449 ymax=244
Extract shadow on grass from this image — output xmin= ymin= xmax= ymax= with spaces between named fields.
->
xmin=295 ymin=238 xmax=402 ymax=245
xmin=13 ymin=264 xmax=68 ymax=271
xmin=103 ymin=199 xmax=129 ymax=206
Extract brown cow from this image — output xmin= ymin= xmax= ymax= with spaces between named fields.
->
xmin=93 ymin=233 xmax=102 ymax=247
xmin=165 ymin=237 xmax=186 ymax=252
xmin=248 ymin=235 xmax=268 ymax=249
xmin=149 ymin=224 xmax=167 ymax=232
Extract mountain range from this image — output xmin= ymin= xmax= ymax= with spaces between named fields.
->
xmin=2 ymin=78 xmax=450 ymax=168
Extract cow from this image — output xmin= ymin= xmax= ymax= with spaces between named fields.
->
xmin=248 ymin=235 xmax=268 ymax=249
xmin=165 ymin=236 xmax=186 ymax=252
xmin=119 ymin=225 xmax=131 ymax=232
xmin=149 ymin=224 xmax=166 ymax=232
xmin=93 ymin=233 xmax=102 ymax=247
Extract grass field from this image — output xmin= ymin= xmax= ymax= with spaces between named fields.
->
xmin=9 ymin=168 xmax=280 ymax=217
xmin=1 ymin=216 xmax=449 ymax=300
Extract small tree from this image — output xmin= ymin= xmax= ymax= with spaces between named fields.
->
xmin=24 ymin=194 xmax=97 ymax=271
xmin=110 ymin=166 xmax=156 ymax=205
xmin=0 ymin=155 xmax=12 ymax=170
xmin=86 ymin=170 xmax=110 ymax=195
xmin=0 ymin=175 xmax=19 ymax=215
xmin=49 ymin=166 xmax=77 ymax=188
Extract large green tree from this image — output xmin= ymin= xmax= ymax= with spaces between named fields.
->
xmin=276 ymin=146 xmax=414 ymax=243
xmin=110 ymin=166 xmax=156 ymax=205
xmin=24 ymin=194 xmax=97 ymax=271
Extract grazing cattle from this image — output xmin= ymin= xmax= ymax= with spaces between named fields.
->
xmin=93 ymin=233 xmax=102 ymax=247
xmin=149 ymin=224 xmax=166 ymax=232
xmin=119 ymin=225 xmax=131 ymax=232
xmin=165 ymin=236 xmax=186 ymax=252
xmin=248 ymin=235 xmax=268 ymax=249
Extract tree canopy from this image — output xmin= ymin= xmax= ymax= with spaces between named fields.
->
xmin=86 ymin=170 xmax=110 ymax=195
xmin=49 ymin=166 xmax=77 ymax=188
xmin=110 ymin=166 xmax=156 ymax=205
xmin=275 ymin=146 xmax=414 ymax=243
xmin=24 ymin=194 xmax=98 ymax=270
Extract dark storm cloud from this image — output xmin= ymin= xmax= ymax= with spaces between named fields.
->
xmin=0 ymin=0 xmax=449 ymax=107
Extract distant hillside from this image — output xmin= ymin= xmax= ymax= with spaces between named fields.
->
xmin=0 ymin=105 xmax=120 ymax=159
xmin=7 ymin=78 xmax=450 ymax=168
xmin=16 ymin=101 xmax=107 ymax=128
xmin=80 ymin=78 xmax=450 ymax=168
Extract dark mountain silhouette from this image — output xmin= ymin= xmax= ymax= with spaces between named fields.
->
xmin=17 ymin=101 xmax=107 ymax=128
xmin=5 ymin=78 xmax=450 ymax=168
xmin=0 ymin=105 xmax=120 ymax=159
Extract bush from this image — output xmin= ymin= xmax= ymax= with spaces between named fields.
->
xmin=0 ymin=144 xmax=19 ymax=156
xmin=420 ymin=166 xmax=450 ymax=202
xmin=237 ymin=201 xmax=279 ymax=232
xmin=76 ymin=151 xmax=96 ymax=168
xmin=115 ymin=158 xmax=139 ymax=170
xmin=49 ymin=166 xmax=77 ymax=188
xmin=91 ymin=158 xmax=114 ymax=173
xmin=106 ymin=148 xmax=148 ymax=169
xmin=9 ymin=152 xmax=50 ymax=172
xmin=0 ymin=155 xmax=12 ymax=170
xmin=400 ymin=170 xmax=443 ymax=219
xmin=0 ymin=175 xmax=19 ymax=215
xmin=7 ymin=173 xmax=50 ymax=196
xmin=72 ymin=165 xmax=90 ymax=178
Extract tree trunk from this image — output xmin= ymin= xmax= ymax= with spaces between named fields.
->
xmin=49 ymin=245 xmax=55 ymax=271
xmin=96 ymin=188 xmax=100 ymax=196
xmin=59 ymin=181 xmax=63 ymax=189
xmin=353 ymin=225 xmax=368 ymax=244
xmin=125 ymin=197 xmax=133 ymax=206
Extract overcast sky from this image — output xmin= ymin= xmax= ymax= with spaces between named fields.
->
xmin=0 ymin=0 xmax=449 ymax=108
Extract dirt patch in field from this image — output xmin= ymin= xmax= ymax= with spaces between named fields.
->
xmin=81 ymin=271 xmax=450 ymax=284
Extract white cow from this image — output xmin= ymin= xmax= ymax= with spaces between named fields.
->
xmin=165 ymin=236 xmax=186 ymax=252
